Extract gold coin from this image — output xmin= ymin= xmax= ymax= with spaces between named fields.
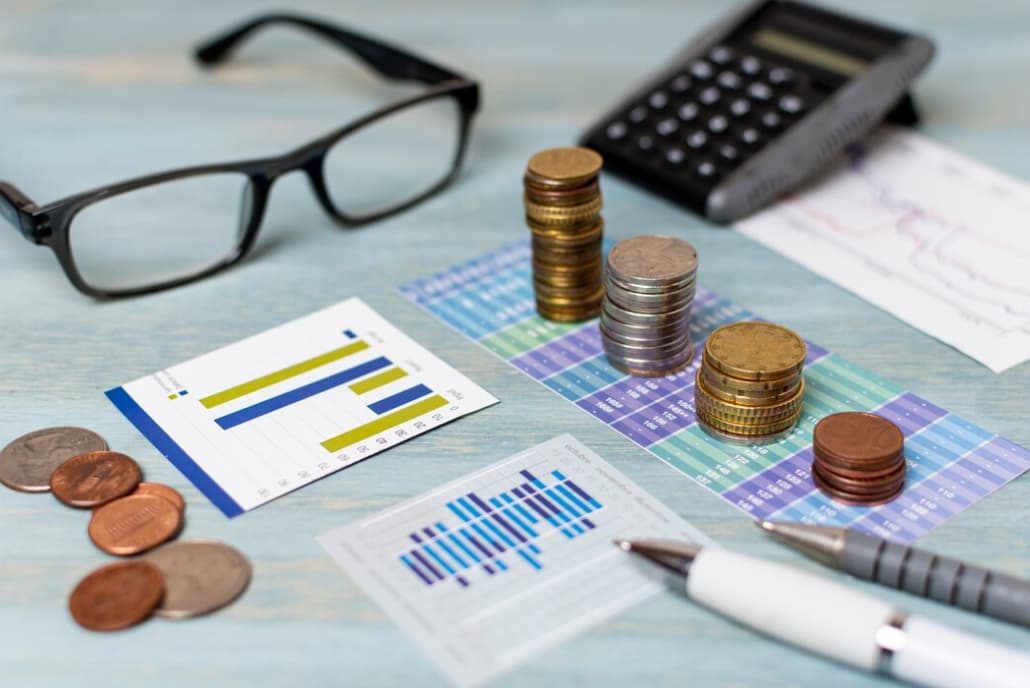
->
xmin=699 ymin=363 xmax=800 ymax=394
xmin=536 ymin=303 xmax=601 ymax=323
xmin=704 ymin=322 xmax=806 ymax=381
xmin=695 ymin=372 xmax=805 ymax=415
xmin=697 ymin=374 xmax=803 ymax=406
xmin=696 ymin=407 xmax=802 ymax=436
xmin=528 ymin=216 xmax=602 ymax=239
xmin=524 ymin=180 xmax=600 ymax=207
xmin=525 ymin=147 xmax=603 ymax=189
xmin=524 ymin=195 xmax=602 ymax=225
xmin=534 ymin=279 xmax=603 ymax=299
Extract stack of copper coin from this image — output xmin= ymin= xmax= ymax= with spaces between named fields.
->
xmin=695 ymin=322 xmax=807 ymax=442
xmin=524 ymin=147 xmax=605 ymax=322
xmin=811 ymin=411 xmax=906 ymax=505
xmin=600 ymin=235 xmax=698 ymax=376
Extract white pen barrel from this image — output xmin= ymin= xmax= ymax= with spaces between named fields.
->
xmin=686 ymin=547 xmax=894 ymax=671
xmin=893 ymin=615 xmax=1030 ymax=688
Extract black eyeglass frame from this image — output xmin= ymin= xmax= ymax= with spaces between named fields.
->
xmin=0 ymin=13 xmax=480 ymax=299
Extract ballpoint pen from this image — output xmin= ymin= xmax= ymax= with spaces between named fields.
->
xmin=758 ymin=520 xmax=1030 ymax=630
xmin=615 ymin=538 xmax=1030 ymax=688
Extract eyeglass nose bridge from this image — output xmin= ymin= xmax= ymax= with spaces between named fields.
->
xmin=258 ymin=147 xmax=340 ymax=221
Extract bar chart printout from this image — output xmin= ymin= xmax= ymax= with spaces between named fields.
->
xmin=106 ymin=297 xmax=497 ymax=516
xmin=400 ymin=242 xmax=1030 ymax=544
xmin=318 ymin=434 xmax=709 ymax=688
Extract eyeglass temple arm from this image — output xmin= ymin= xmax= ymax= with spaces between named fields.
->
xmin=195 ymin=13 xmax=465 ymax=87
xmin=0 ymin=182 xmax=45 ymax=244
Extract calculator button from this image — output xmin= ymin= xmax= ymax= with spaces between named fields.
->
xmin=717 ymin=71 xmax=742 ymax=90
xmin=739 ymin=55 xmax=763 ymax=76
xmin=606 ymin=121 xmax=628 ymax=141
xmin=739 ymin=127 xmax=761 ymax=146
xmin=708 ymin=115 xmax=729 ymax=134
xmin=747 ymin=82 xmax=773 ymax=101
xmin=629 ymin=106 xmax=648 ymax=124
xmin=678 ymin=102 xmax=700 ymax=122
xmin=689 ymin=60 xmax=715 ymax=80
xmin=686 ymin=130 xmax=709 ymax=149
xmin=719 ymin=144 xmax=739 ymax=162
xmin=696 ymin=160 xmax=718 ymax=178
xmin=670 ymin=74 xmax=692 ymax=93
xmin=729 ymin=98 xmax=751 ymax=117
xmin=778 ymin=94 xmax=805 ymax=114
xmin=656 ymin=118 xmax=680 ymax=136
xmin=709 ymin=46 xmax=734 ymax=65
xmin=648 ymin=91 xmax=669 ymax=109
xmin=698 ymin=86 xmax=721 ymax=105
xmin=761 ymin=111 xmax=783 ymax=129
xmin=769 ymin=67 xmax=795 ymax=85
xmin=637 ymin=135 xmax=656 ymax=153
xmin=665 ymin=147 xmax=687 ymax=166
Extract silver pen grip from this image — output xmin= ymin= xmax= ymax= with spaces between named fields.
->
xmin=843 ymin=534 xmax=1030 ymax=629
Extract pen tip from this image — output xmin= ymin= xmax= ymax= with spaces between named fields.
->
xmin=613 ymin=538 xmax=633 ymax=552
xmin=757 ymin=519 xmax=776 ymax=532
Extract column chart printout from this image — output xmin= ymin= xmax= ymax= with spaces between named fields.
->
xmin=400 ymin=242 xmax=1030 ymax=545
xmin=106 ymin=297 xmax=497 ymax=517
xmin=318 ymin=434 xmax=710 ymax=688
xmin=737 ymin=125 xmax=1030 ymax=373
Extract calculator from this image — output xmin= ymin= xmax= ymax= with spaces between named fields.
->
xmin=579 ymin=0 xmax=935 ymax=223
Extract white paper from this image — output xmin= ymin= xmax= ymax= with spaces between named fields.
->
xmin=108 ymin=297 xmax=497 ymax=516
xmin=736 ymin=125 xmax=1030 ymax=373
xmin=318 ymin=434 xmax=710 ymax=687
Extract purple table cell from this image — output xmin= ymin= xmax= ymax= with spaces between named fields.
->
xmin=611 ymin=397 xmax=697 ymax=445
xmin=979 ymin=436 xmax=1030 ymax=476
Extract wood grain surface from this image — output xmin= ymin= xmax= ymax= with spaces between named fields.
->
xmin=1 ymin=1 xmax=1028 ymax=686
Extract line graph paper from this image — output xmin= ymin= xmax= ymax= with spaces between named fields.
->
xmin=736 ymin=125 xmax=1030 ymax=372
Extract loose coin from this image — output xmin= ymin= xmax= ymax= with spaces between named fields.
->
xmin=50 ymin=450 xmax=142 ymax=508
xmin=0 ymin=426 xmax=108 ymax=493
xmin=144 ymin=539 xmax=252 ymax=619
xmin=132 ymin=482 xmax=185 ymax=512
xmin=704 ymin=322 xmax=806 ymax=380
xmin=525 ymin=147 xmax=603 ymax=188
xmin=88 ymin=493 xmax=182 ymax=555
xmin=68 ymin=560 xmax=164 ymax=632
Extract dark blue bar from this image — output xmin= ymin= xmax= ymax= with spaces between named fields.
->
xmin=410 ymin=533 xmax=422 ymax=544
xmin=522 ymin=496 xmax=551 ymax=521
xmin=468 ymin=492 xmax=493 ymax=513
xmin=534 ymin=492 xmax=569 ymax=521
xmin=214 ymin=356 xmax=392 ymax=429
xmin=519 ymin=469 xmax=537 ymax=483
xmin=367 ymin=383 xmax=433 ymax=415
xmin=423 ymin=544 xmax=455 ymax=574
xmin=436 ymin=538 xmax=468 ymax=569
xmin=565 ymin=478 xmax=602 ymax=508
xmin=400 ymin=554 xmax=433 ymax=585
xmin=509 ymin=498 xmax=538 ymax=524
xmin=482 ymin=516 xmax=516 ymax=547
xmin=484 ymin=563 xmax=495 ymax=575
xmin=344 ymin=329 xmax=356 ymax=339
xmin=461 ymin=528 xmax=493 ymax=558
xmin=555 ymin=483 xmax=592 ymax=513
xmin=410 ymin=550 xmax=444 ymax=581
xmin=105 ymin=387 xmax=243 ymax=517
xmin=457 ymin=576 xmax=469 ymax=587
xmin=545 ymin=487 xmax=581 ymax=518
xmin=450 ymin=533 xmax=480 ymax=562
xmin=491 ymin=512 xmax=527 ymax=543
xmin=512 ymin=487 xmax=525 ymax=498
xmin=501 ymin=506 xmax=536 ymax=538
xmin=423 ymin=526 xmax=435 ymax=538
xmin=472 ymin=522 xmax=506 ymax=553
xmin=582 ymin=518 xmax=596 ymax=529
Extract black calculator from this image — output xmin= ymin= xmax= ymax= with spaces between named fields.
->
xmin=579 ymin=0 xmax=934 ymax=223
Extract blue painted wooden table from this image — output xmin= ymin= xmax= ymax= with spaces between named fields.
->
xmin=1 ymin=1 xmax=1028 ymax=686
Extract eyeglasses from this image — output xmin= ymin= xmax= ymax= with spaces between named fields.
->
xmin=0 ymin=13 xmax=479 ymax=299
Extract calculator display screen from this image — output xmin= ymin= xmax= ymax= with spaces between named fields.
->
xmin=750 ymin=27 xmax=867 ymax=76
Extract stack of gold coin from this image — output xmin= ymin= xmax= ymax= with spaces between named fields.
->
xmin=524 ymin=147 xmax=605 ymax=322
xmin=695 ymin=322 xmax=807 ymax=442
xmin=600 ymin=235 xmax=698 ymax=376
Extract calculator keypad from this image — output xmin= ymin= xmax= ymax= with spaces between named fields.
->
xmin=600 ymin=46 xmax=823 ymax=195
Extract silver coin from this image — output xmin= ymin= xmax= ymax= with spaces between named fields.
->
xmin=600 ymin=313 xmax=689 ymax=339
xmin=0 ymin=426 xmax=108 ymax=493
xmin=602 ymin=297 xmax=693 ymax=327
xmin=143 ymin=539 xmax=252 ymax=619
xmin=606 ymin=235 xmax=699 ymax=287
xmin=605 ymin=343 xmax=696 ymax=375
xmin=606 ymin=271 xmax=696 ymax=295
xmin=600 ymin=320 xmax=689 ymax=347
xmin=605 ymin=285 xmax=695 ymax=314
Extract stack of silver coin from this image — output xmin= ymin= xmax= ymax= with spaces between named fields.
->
xmin=600 ymin=235 xmax=698 ymax=377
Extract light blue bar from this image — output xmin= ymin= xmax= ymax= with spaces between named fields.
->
xmin=502 ymin=506 xmax=537 ymax=538
xmin=507 ymin=495 xmax=539 ymax=524
xmin=545 ymin=486 xmax=582 ymax=518
xmin=481 ymin=516 xmax=516 ymax=548
xmin=532 ymin=477 xmax=546 ymax=489
xmin=452 ymin=532 xmax=481 ymax=562
xmin=458 ymin=496 xmax=480 ymax=517
xmin=551 ymin=469 xmax=567 ymax=480
xmin=554 ymin=483 xmax=592 ymax=513
xmin=495 ymin=559 xmax=508 ymax=571
xmin=489 ymin=496 xmax=504 ymax=508
xmin=435 ymin=522 xmax=449 ymax=532
xmin=561 ymin=528 xmax=573 ymax=538
xmin=447 ymin=502 xmax=470 ymax=522
xmin=529 ymin=543 xmax=541 ymax=555
xmin=423 ymin=544 xmax=455 ymax=575
xmin=571 ymin=523 xmax=584 ymax=535
xmin=400 ymin=554 xmax=433 ymax=585
xmin=518 ymin=550 xmax=543 ymax=570
xmin=471 ymin=522 xmax=504 ymax=552
xmin=435 ymin=538 xmax=468 ymax=569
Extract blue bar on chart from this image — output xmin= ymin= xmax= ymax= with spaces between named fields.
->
xmin=368 ymin=383 xmax=434 ymax=415
xmin=397 ymin=465 xmax=604 ymax=588
xmin=214 ymin=356 xmax=392 ymax=429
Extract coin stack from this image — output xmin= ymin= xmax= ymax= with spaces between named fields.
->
xmin=811 ymin=411 xmax=906 ymax=505
xmin=524 ymin=147 xmax=605 ymax=322
xmin=695 ymin=322 xmax=807 ymax=442
xmin=0 ymin=425 xmax=251 ymax=631
xmin=600 ymin=235 xmax=698 ymax=376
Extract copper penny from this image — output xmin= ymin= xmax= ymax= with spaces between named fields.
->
xmin=813 ymin=412 xmax=904 ymax=468
xmin=812 ymin=464 xmax=905 ymax=506
xmin=49 ymin=451 xmax=141 ymax=508
xmin=68 ymin=560 xmax=164 ymax=631
xmin=133 ymin=482 xmax=185 ymax=512
xmin=812 ymin=461 xmax=906 ymax=493
xmin=88 ymin=493 xmax=182 ymax=556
